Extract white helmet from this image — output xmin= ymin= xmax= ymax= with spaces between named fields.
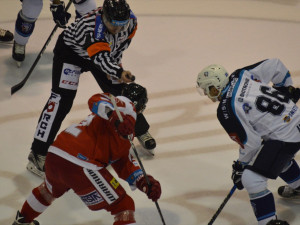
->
xmin=196 ymin=64 xmax=229 ymax=101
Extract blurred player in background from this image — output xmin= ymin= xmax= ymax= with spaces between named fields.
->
xmin=0 ymin=27 xmax=14 ymax=43
xmin=12 ymin=0 xmax=97 ymax=67
xmin=196 ymin=58 xmax=300 ymax=225
xmin=12 ymin=87 xmax=161 ymax=225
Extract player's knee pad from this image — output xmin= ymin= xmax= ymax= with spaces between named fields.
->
xmin=74 ymin=0 xmax=97 ymax=17
xmin=15 ymin=10 xmax=37 ymax=38
xmin=21 ymin=0 xmax=43 ymax=18
xmin=113 ymin=210 xmax=136 ymax=225
xmin=242 ymin=169 xmax=268 ymax=194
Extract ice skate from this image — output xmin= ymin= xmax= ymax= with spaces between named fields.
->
xmin=137 ymin=131 xmax=156 ymax=155
xmin=266 ymin=219 xmax=289 ymax=225
xmin=278 ymin=185 xmax=300 ymax=198
xmin=12 ymin=210 xmax=40 ymax=225
xmin=12 ymin=41 xmax=25 ymax=67
xmin=0 ymin=28 xmax=14 ymax=44
xmin=26 ymin=151 xmax=46 ymax=178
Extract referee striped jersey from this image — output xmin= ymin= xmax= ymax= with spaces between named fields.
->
xmin=63 ymin=7 xmax=137 ymax=80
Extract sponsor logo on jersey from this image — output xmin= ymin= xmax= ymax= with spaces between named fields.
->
xmin=80 ymin=191 xmax=104 ymax=206
xmin=110 ymin=178 xmax=120 ymax=189
xmin=226 ymin=78 xmax=238 ymax=98
xmin=85 ymin=169 xmax=119 ymax=204
xmin=59 ymin=63 xmax=80 ymax=90
xmin=77 ymin=153 xmax=88 ymax=161
xmin=95 ymin=15 xmax=105 ymax=40
xmin=34 ymin=92 xmax=61 ymax=142
xmin=240 ymin=78 xmax=249 ymax=98
xmin=283 ymin=105 xmax=298 ymax=123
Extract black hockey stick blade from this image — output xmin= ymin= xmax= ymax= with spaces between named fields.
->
xmin=11 ymin=0 xmax=73 ymax=95
xmin=207 ymin=185 xmax=236 ymax=225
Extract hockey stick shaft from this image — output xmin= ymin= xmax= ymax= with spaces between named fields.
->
xmin=207 ymin=185 xmax=237 ymax=225
xmin=11 ymin=0 xmax=73 ymax=95
xmin=109 ymin=94 xmax=166 ymax=225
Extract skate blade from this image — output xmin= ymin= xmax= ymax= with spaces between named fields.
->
xmin=26 ymin=161 xmax=45 ymax=178
xmin=15 ymin=60 xmax=22 ymax=68
xmin=0 ymin=40 xmax=13 ymax=45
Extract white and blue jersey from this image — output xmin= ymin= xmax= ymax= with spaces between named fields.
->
xmin=217 ymin=58 xmax=300 ymax=163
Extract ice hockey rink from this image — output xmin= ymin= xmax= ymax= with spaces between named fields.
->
xmin=1 ymin=0 xmax=300 ymax=224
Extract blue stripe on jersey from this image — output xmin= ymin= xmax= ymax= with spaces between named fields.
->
xmin=231 ymin=70 xmax=247 ymax=145
xmin=273 ymin=71 xmax=291 ymax=87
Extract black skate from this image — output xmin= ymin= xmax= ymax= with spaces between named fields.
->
xmin=12 ymin=41 xmax=25 ymax=67
xmin=0 ymin=28 xmax=13 ymax=43
xmin=278 ymin=185 xmax=300 ymax=198
xmin=12 ymin=210 xmax=40 ymax=225
xmin=137 ymin=131 xmax=156 ymax=155
xmin=266 ymin=219 xmax=289 ymax=225
xmin=26 ymin=151 xmax=46 ymax=178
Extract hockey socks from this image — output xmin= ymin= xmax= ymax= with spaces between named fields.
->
xmin=249 ymin=190 xmax=276 ymax=225
xmin=279 ymin=159 xmax=300 ymax=188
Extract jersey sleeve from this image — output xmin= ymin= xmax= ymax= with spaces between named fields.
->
xmin=248 ymin=58 xmax=293 ymax=87
xmin=88 ymin=94 xmax=137 ymax=121
xmin=111 ymin=153 xmax=143 ymax=190
xmin=88 ymin=93 xmax=114 ymax=120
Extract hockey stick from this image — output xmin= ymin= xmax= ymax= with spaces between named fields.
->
xmin=110 ymin=94 xmax=166 ymax=225
xmin=207 ymin=185 xmax=237 ymax=225
xmin=11 ymin=0 xmax=73 ymax=95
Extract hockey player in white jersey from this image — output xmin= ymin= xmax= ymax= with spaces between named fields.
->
xmin=13 ymin=0 xmax=97 ymax=67
xmin=196 ymin=58 xmax=300 ymax=225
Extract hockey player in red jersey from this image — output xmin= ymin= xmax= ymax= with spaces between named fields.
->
xmin=12 ymin=84 xmax=161 ymax=225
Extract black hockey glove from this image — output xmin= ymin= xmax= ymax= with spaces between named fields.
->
xmin=231 ymin=161 xmax=245 ymax=190
xmin=50 ymin=1 xmax=71 ymax=28
xmin=273 ymin=85 xmax=300 ymax=104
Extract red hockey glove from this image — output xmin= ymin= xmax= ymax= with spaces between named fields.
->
xmin=136 ymin=175 xmax=161 ymax=202
xmin=109 ymin=111 xmax=135 ymax=136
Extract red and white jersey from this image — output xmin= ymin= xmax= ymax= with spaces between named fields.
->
xmin=49 ymin=93 xmax=142 ymax=185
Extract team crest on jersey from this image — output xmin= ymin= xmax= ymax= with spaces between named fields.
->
xmin=242 ymin=103 xmax=252 ymax=114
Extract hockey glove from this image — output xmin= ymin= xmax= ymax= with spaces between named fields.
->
xmin=50 ymin=1 xmax=71 ymax=28
xmin=273 ymin=85 xmax=300 ymax=103
xmin=136 ymin=175 xmax=161 ymax=202
xmin=109 ymin=110 xmax=135 ymax=136
xmin=231 ymin=161 xmax=245 ymax=190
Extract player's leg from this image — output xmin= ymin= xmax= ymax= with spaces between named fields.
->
xmin=242 ymin=169 xmax=277 ymax=225
xmin=278 ymin=158 xmax=300 ymax=198
xmin=27 ymin=34 xmax=84 ymax=177
xmin=13 ymin=152 xmax=73 ymax=224
xmin=13 ymin=0 xmax=43 ymax=67
xmin=243 ymin=140 xmax=300 ymax=224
